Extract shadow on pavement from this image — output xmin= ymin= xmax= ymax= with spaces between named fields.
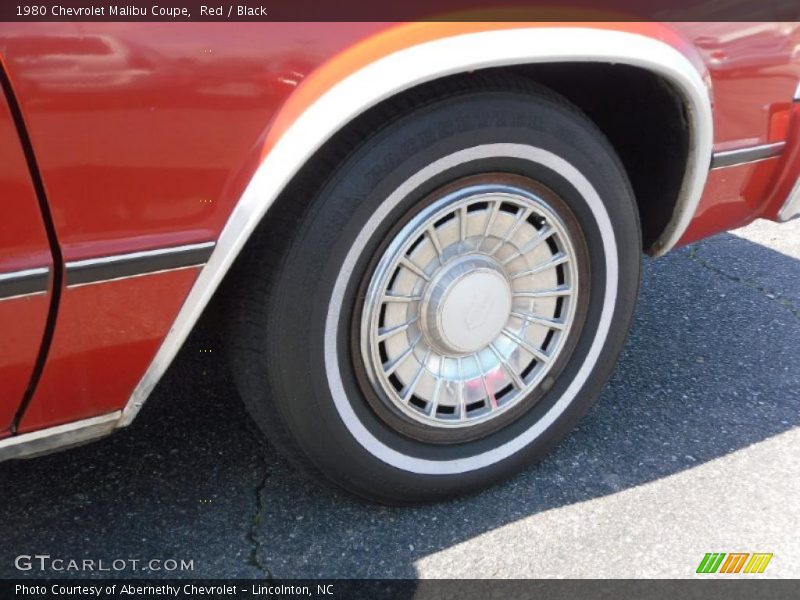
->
xmin=0 ymin=232 xmax=797 ymax=578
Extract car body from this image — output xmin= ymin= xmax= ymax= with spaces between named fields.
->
xmin=0 ymin=21 xmax=798 ymax=501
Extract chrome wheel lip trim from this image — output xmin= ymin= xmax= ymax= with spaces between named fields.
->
xmin=777 ymin=176 xmax=800 ymax=222
xmin=359 ymin=180 xmax=581 ymax=430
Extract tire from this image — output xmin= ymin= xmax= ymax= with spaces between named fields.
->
xmin=225 ymin=76 xmax=641 ymax=504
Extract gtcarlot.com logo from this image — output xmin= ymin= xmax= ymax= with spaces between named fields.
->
xmin=15 ymin=554 xmax=194 ymax=572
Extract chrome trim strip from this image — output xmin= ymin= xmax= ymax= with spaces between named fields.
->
xmin=0 ymin=412 xmax=120 ymax=461
xmin=778 ymin=176 xmax=800 ymax=222
xmin=711 ymin=142 xmax=785 ymax=169
xmin=794 ymin=81 xmax=800 ymax=101
xmin=65 ymin=241 xmax=215 ymax=287
xmin=119 ymin=27 xmax=714 ymax=428
xmin=0 ymin=267 xmax=49 ymax=300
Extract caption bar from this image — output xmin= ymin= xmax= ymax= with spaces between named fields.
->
xmin=3 ymin=0 xmax=800 ymax=21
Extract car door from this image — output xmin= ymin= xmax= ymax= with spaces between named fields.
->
xmin=0 ymin=67 xmax=54 ymax=438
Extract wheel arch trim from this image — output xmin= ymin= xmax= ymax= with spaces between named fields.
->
xmin=118 ymin=25 xmax=713 ymax=428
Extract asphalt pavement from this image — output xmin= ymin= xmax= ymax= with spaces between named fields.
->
xmin=1 ymin=218 xmax=798 ymax=579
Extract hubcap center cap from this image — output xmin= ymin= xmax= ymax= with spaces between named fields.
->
xmin=422 ymin=255 xmax=512 ymax=354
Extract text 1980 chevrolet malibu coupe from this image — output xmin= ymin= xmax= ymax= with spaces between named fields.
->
xmin=0 ymin=22 xmax=798 ymax=502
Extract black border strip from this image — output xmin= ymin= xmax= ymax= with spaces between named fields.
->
xmin=711 ymin=142 xmax=785 ymax=169
xmin=2 ymin=0 xmax=800 ymax=21
xmin=0 ymin=268 xmax=50 ymax=300
xmin=64 ymin=242 xmax=215 ymax=287
xmin=2 ymin=579 xmax=798 ymax=599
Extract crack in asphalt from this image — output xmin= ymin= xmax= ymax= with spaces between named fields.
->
xmin=688 ymin=245 xmax=800 ymax=319
xmin=245 ymin=423 xmax=273 ymax=578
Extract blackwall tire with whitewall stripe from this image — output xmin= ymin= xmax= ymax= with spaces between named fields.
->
xmin=225 ymin=80 xmax=641 ymax=504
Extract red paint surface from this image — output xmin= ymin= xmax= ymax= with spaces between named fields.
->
xmin=0 ymin=67 xmax=52 ymax=272
xmin=678 ymin=159 xmax=783 ymax=246
xmin=674 ymin=23 xmax=800 ymax=148
xmin=0 ymin=75 xmax=53 ymax=433
xmin=683 ymin=103 xmax=800 ymax=242
xmin=18 ymin=268 xmax=199 ymax=432
xmin=0 ymin=295 xmax=50 ymax=434
xmin=0 ymin=23 xmax=385 ymax=263
xmin=2 ymin=24 xmax=383 ymax=431
xmin=0 ymin=22 xmax=798 ymax=433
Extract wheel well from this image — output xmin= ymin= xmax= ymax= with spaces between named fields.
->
xmin=267 ymin=63 xmax=690 ymax=253
xmin=507 ymin=63 xmax=690 ymax=251
xmin=216 ymin=63 xmax=690 ymax=328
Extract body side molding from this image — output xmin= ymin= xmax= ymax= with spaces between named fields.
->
xmin=0 ymin=267 xmax=49 ymax=300
xmin=711 ymin=142 xmax=786 ymax=169
xmin=65 ymin=242 xmax=216 ymax=287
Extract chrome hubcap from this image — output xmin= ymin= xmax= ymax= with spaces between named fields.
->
xmin=359 ymin=179 xmax=580 ymax=430
xmin=421 ymin=254 xmax=512 ymax=355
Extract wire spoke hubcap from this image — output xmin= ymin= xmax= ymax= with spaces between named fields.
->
xmin=359 ymin=175 xmax=582 ymax=431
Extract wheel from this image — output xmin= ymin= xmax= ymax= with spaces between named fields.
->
xmin=226 ymin=76 xmax=641 ymax=504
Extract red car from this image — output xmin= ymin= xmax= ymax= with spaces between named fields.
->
xmin=0 ymin=22 xmax=798 ymax=503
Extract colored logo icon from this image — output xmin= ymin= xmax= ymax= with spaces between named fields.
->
xmin=696 ymin=553 xmax=773 ymax=574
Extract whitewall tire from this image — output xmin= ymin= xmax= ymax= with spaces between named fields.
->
xmin=226 ymin=77 xmax=641 ymax=503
